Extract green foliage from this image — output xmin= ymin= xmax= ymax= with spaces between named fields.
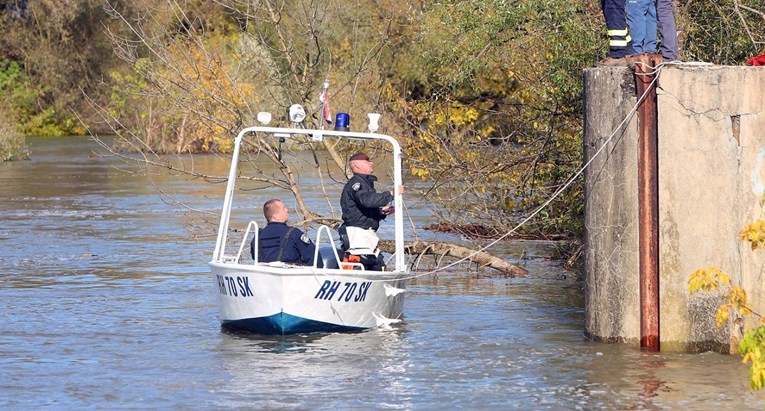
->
xmin=0 ymin=109 xmax=28 ymax=161
xmin=387 ymin=0 xmax=601 ymax=238
xmin=740 ymin=326 xmax=765 ymax=391
xmin=0 ymin=0 xmax=762 ymax=235
xmin=0 ymin=59 xmax=40 ymax=134
xmin=689 ymin=230 xmax=765 ymax=391
xmin=0 ymin=57 xmax=85 ymax=137
xmin=0 ymin=59 xmax=30 ymax=99
xmin=681 ymin=0 xmax=765 ymax=64
xmin=0 ymin=0 xmax=113 ymax=135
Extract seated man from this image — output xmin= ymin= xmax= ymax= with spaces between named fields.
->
xmin=250 ymin=199 xmax=322 ymax=267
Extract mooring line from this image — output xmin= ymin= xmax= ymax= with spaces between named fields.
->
xmin=401 ymin=63 xmax=666 ymax=280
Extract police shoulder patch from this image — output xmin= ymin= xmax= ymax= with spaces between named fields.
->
xmin=300 ymin=234 xmax=311 ymax=244
xmin=352 ymin=182 xmax=361 ymax=191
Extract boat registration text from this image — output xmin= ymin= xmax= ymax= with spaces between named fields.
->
xmin=215 ymin=274 xmax=372 ymax=303
xmin=216 ymin=274 xmax=254 ymax=297
xmin=314 ymin=280 xmax=372 ymax=302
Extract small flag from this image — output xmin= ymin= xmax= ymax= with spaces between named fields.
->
xmin=320 ymin=91 xmax=332 ymax=125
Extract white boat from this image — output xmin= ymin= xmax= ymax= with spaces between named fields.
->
xmin=209 ymin=117 xmax=408 ymax=335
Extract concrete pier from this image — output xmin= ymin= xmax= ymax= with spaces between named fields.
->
xmin=583 ymin=64 xmax=765 ymax=352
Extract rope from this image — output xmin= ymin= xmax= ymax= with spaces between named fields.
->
xmin=306 ymin=60 xmax=680 ymax=283
xmin=393 ymin=62 xmax=667 ymax=281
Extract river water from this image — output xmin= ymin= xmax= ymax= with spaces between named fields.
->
xmin=1 ymin=136 xmax=762 ymax=410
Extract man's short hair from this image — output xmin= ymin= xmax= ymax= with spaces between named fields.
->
xmin=263 ymin=199 xmax=282 ymax=222
xmin=349 ymin=152 xmax=370 ymax=162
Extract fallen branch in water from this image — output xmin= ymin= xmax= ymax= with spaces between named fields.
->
xmin=299 ymin=218 xmax=526 ymax=277
xmin=378 ymin=239 xmax=527 ymax=277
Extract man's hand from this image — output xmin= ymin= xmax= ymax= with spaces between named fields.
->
xmin=389 ymin=185 xmax=404 ymax=196
xmin=381 ymin=205 xmax=395 ymax=215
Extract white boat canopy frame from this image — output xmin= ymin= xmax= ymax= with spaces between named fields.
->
xmin=210 ymin=126 xmax=407 ymax=273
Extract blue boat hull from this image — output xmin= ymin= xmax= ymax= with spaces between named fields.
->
xmin=221 ymin=312 xmax=366 ymax=335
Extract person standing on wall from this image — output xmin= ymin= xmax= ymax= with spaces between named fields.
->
xmin=655 ymin=0 xmax=679 ymax=60
xmin=627 ymin=0 xmax=657 ymax=55
xmin=599 ymin=0 xmax=635 ymax=66
xmin=339 ymin=152 xmax=403 ymax=271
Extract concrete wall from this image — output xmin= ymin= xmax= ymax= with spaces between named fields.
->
xmin=584 ymin=65 xmax=765 ymax=352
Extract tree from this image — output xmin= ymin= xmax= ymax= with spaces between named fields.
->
xmin=92 ymin=0 xmax=412 ymax=220
xmin=87 ymin=0 xmax=534 ymax=275
xmin=85 ymin=0 xmax=765 ymax=273
xmin=0 ymin=107 xmax=28 ymax=161
xmin=0 ymin=0 xmax=115 ymax=136
xmin=381 ymin=0 xmax=601 ymax=243
xmin=680 ymin=0 xmax=765 ymax=65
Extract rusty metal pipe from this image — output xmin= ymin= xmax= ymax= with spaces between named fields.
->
xmin=628 ymin=53 xmax=661 ymax=351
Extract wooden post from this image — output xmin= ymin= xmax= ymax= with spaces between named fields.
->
xmin=628 ymin=53 xmax=661 ymax=351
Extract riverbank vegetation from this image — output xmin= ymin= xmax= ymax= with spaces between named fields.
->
xmin=0 ymin=110 xmax=27 ymax=161
xmin=1 ymin=0 xmax=763 ymax=247
xmin=688 ymin=218 xmax=765 ymax=391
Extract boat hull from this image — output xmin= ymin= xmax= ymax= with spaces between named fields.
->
xmin=210 ymin=262 xmax=406 ymax=335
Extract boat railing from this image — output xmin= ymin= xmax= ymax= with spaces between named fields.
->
xmin=228 ymin=221 xmax=365 ymax=270
xmin=312 ymin=225 xmax=366 ymax=270
xmin=212 ymin=126 xmax=406 ymax=272
xmin=230 ymin=220 xmax=259 ymax=264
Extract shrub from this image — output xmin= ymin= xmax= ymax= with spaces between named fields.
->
xmin=0 ymin=111 xmax=29 ymax=161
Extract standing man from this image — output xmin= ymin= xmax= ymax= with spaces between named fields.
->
xmin=339 ymin=152 xmax=403 ymax=271
xmin=251 ymin=199 xmax=322 ymax=267
xmin=627 ymin=0 xmax=657 ymax=55
xmin=655 ymin=0 xmax=678 ymax=60
xmin=599 ymin=0 xmax=634 ymax=66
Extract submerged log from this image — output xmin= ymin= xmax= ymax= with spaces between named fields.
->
xmin=378 ymin=239 xmax=527 ymax=277
xmin=302 ymin=218 xmax=525 ymax=277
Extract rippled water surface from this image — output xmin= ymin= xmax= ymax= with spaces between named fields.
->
xmin=0 ymin=137 xmax=762 ymax=409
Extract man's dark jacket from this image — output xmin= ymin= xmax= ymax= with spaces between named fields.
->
xmin=340 ymin=173 xmax=393 ymax=231
xmin=250 ymin=222 xmax=317 ymax=266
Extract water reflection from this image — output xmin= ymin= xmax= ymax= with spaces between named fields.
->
xmin=220 ymin=330 xmax=342 ymax=354
xmin=636 ymin=354 xmax=668 ymax=399
xmin=214 ymin=327 xmax=414 ymax=409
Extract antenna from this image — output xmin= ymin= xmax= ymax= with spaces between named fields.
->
xmin=319 ymin=80 xmax=330 ymax=131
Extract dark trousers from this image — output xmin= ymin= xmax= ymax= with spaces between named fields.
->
xmin=656 ymin=0 xmax=678 ymax=60
xmin=601 ymin=0 xmax=634 ymax=58
xmin=359 ymin=254 xmax=386 ymax=271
